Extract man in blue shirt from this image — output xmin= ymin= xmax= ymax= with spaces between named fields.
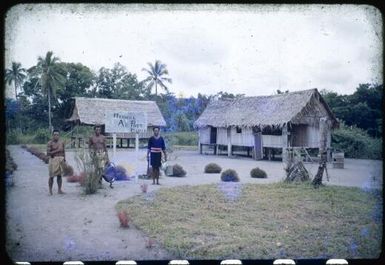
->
xmin=147 ymin=127 xmax=167 ymax=185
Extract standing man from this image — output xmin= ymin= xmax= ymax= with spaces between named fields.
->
xmin=147 ymin=127 xmax=167 ymax=185
xmin=47 ymin=129 xmax=65 ymax=195
xmin=89 ymin=125 xmax=109 ymax=186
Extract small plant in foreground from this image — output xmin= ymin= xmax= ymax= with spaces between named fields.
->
xmin=204 ymin=163 xmax=222 ymax=173
xmin=250 ymin=167 xmax=267 ymax=178
xmin=172 ymin=164 xmax=186 ymax=177
xmin=221 ymin=169 xmax=240 ymax=182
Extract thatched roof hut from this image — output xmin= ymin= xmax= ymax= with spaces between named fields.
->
xmin=194 ymin=88 xmax=338 ymax=129
xmin=67 ymin=97 xmax=166 ymax=127
xmin=194 ymin=89 xmax=339 ymax=161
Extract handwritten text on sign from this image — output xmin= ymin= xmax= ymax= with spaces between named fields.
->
xmin=105 ymin=112 xmax=148 ymax=133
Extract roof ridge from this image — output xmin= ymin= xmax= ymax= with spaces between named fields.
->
xmin=74 ymin=97 xmax=155 ymax=103
xmin=215 ymin=88 xmax=317 ymax=102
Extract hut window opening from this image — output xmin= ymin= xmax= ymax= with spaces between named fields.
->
xmin=236 ymin=126 xmax=242 ymax=133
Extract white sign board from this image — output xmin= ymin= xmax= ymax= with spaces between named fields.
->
xmin=105 ymin=111 xmax=148 ymax=133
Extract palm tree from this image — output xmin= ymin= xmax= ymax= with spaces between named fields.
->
xmin=5 ymin=62 xmax=27 ymax=99
xmin=142 ymin=60 xmax=172 ymax=96
xmin=36 ymin=51 xmax=66 ymax=132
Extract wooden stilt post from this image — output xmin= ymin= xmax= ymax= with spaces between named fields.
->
xmin=312 ymin=117 xmax=328 ymax=188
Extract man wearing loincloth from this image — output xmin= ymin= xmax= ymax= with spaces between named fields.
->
xmin=89 ymin=125 xmax=109 ymax=186
xmin=47 ymin=129 xmax=66 ymax=195
xmin=147 ymin=127 xmax=167 ymax=185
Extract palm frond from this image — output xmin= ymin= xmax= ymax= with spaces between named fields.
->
xmin=142 ymin=76 xmax=154 ymax=83
xmin=142 ymin=68 xmax=153 ymax=77
xmin=157 ymin=79 xmax=169 ymax=90
xmin=160 ymin=77 xmax=172 ymax=84
xmin=146 ymin=80 xmax=155 ymax=90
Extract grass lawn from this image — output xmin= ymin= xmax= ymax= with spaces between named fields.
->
xmin=116 ymin=182 xmax=382 ymax=260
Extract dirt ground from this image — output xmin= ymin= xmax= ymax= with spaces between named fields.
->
xmin=5 ymin=145 xmax=383 ymax=262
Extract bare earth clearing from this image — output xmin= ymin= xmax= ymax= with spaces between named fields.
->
xmin=5 ymin=145 xmax=382 ymax=262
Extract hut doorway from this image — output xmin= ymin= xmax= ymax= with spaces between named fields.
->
xmin=254 ymin=132 xmax=263 ymax=160
xmin=210 ymin=127 xmax=217 ymax=144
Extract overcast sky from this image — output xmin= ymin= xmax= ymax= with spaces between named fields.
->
xmin=4 ymin=3 xmax=383 ymax=98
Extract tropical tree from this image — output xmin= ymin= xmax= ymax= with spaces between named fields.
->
xmin=35 ymin=51 xmax=66 ymax=132
xmin=5 ymin=62 xmax=27 ymax=99
xmin=142 ymin=60 xmax=172 ymax=96
xmin=95 ymin=63 xmax=148 ymax=99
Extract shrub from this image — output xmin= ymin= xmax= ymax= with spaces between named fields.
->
xmin=221 ymin=169 xmax=240 ymax=182
xmin=332 ymin=123 xmax=382 ymax=159
xmin=6 ymin=131 xmax=20 ymax=145
xmin=163 ymin=132 xmax=198 ymax=146
xmin=204 ymin=163 xmax=222 ymax=173
xmin=32 ymin=128 xmax=51 ymax=144
xmin=250 ymin=167 xmax=267 ymax=178
xmin=172 ymin=164 xmax=186 ymax=177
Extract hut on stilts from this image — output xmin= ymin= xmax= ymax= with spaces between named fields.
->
xmin=194 ymin=89 xmax=339 ymax=162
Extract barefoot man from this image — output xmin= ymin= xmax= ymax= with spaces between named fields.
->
xmin=89 ymin=125 xmax=109 ymax=186
xmin=147 ymin=127 xmax=167 ymax=185
xmin=47 ymin=129 xmax=65 ymax=195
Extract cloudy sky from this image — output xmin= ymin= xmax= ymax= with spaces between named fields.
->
xmin=4 ymin=3 xmax=383 ymax=98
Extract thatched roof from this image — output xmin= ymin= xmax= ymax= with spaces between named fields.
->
xmin=67 ymin=97 xmax=166 ymax=127
xmin=194 ymin=89 xmax=338 ymax=129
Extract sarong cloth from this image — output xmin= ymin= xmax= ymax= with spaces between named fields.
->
xmin=48 ymin=156 xmax=65 ymax=178
xmin=148 ymin=136 xmax=166 ymax=169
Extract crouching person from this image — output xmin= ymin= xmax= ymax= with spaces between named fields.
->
xmin=47 ymin=129 xmax=65 ymax=195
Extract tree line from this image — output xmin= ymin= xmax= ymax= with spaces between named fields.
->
xmin=5 ymin=51 xmax=382 ymax=144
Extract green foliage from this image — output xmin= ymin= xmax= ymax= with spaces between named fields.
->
xmin=332 ymin=123 xmax=382 ymax=159
xmin=33 ymin=128 xmax=51 ymax=144
xmin=95 ymin=63 xmax=149 ymax=100
xmin=163 ymin=132 xmax=198 ymax=147
xmin=221 ymin=169 xmax=240 ymax=182
xmin=172 ymin=164 xmax=186 ymax=177
xmin=250 ymin=167 xmax=267 ymax=178
xmin=204 ymin=163 xmax=222 ymax=173
xmin=142 ymin=60 xmax=172 ymax=96
xmin=6 ymin=130 xmax=34 ymax=145
xmin=5 ymin=62 xmax=27 ymax=98
xmin=321 ymin=84 xmax=382 ymax=137
xmin=74 ymin=150 xmax=100 ymax=194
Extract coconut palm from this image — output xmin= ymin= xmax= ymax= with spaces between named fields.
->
xmin=36 ymin=51 xmax=66 ymax=132
xmin=142 ymin=60 xmax=172 ymax=96
xmin=5 ymin=62 xmax=27 ymax=99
